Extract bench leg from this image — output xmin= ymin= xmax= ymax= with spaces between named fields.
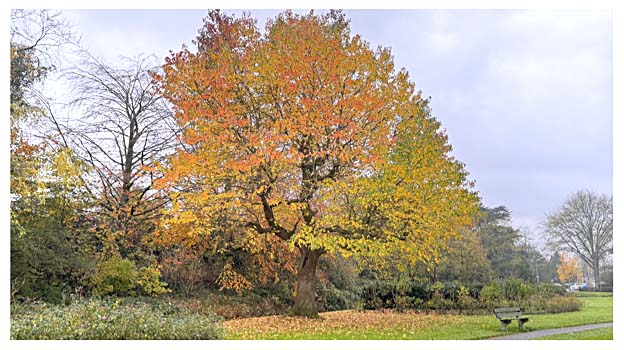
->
xmin=518 ymin=319 xmax=528 ymax=331
xmin=500 ymin=320 xmax=511 ymax=332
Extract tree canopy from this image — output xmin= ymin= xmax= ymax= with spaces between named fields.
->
xmin=155 ymin=10 xmax=479 ymax=316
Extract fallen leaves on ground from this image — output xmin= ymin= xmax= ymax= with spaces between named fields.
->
xmin=224 ymin=309 xmax=465 ymax=339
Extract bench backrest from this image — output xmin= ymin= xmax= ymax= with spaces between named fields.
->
xmin=493 ymin=307 xmax=522 ymax=319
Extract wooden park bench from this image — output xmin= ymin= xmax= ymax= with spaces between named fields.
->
xmin=493 ymin=307 xmax=529 ymax=332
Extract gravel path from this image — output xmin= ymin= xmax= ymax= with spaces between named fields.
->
xmin=490 ymin=322 xmax=613 ymax=340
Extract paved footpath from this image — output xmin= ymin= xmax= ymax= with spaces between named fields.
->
xmin=490 ymin=322 xmax=613 ymax=340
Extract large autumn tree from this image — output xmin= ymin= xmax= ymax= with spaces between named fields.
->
xmin=156 ymin=10 xmax=479 ymax=317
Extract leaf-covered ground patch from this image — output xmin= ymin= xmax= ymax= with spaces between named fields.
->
xmin=224 ymin=309 xmax=481 ymax=339
xmin=224 ymin=296 xmax=613 ymax=340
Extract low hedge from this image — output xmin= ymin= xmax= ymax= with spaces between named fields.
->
xmin=360 ymin=279 xmax=578 ymax=314
xmin=11 ymin=297 xmax=223 ymax=340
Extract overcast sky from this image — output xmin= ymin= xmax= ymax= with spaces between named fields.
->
xmin=49 ymin=9 xmax=612 ymax=241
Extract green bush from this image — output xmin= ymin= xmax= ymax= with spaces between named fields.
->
xmin=89 ymin=256 xmax=138 ymax=296
xmin=479 ymin=280 xmax=579 ymax=314
xmin=173 ymin=290 xmax=290 ymax=320
xmin=393 ymin=295 xmax=415 ymax=312
xmin=425 ymin=294 xmax=456 ymax=310
xmin=361 ymin=280 xmax=429 ymax=310
xmin=478 ymin=280 xmax=503 ymax=307
xmin=89 ymin=257 xmax=169 ymax=297
xmin=501 ymin=278 xmax=530 ymax=301
xmin=457 ymin=294 xmax=481 ymax=313
xmin=480 ymin=279 xmax=536 ymax=307
xmin=137 ymin=266 xmax=170 ymax=296
xmin=360 ymin=278 xmax=579 ymax=315
xmin=10 ymin=173 xmax=96 ymax=305
xmin=532 ymin=283 xmax=567 ymax=298
xmin=538 ymin=296 xmax=583 ymax=313
xmin=316 ymin=282 xmax=360 ymax=312
xmin=11 ymin=298 xmax=223 ymax=340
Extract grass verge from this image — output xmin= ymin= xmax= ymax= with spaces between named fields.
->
xmin=573 ymin=291 xmax=613 ymax=298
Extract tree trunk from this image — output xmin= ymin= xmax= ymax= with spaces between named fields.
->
xmin=593 ymin=259 xmax=601 ymax=290
xmin=292 ymin=246 xmax=321 ymax=317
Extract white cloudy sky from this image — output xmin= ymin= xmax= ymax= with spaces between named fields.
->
xmin=33 ymin=8 xmax=614 ymax=240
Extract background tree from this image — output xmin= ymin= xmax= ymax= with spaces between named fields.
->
xmin=475 ymin=206 xmax=531 ymax=280
xmin=601 ymin=264 xmax=613 ymax=290
xmin=540 ymin=251 xmax=562 ymax=283
xmin=521 ymin=234 xmax=548 ymax=284
xmin=557 ymin=253 xmax=583 ymax=284
xmin=62 ymin=53 xmax=178 ymax=261
xmin=11 ymin=148 xmax=95 ymax=302
xmin=544 ymin=190 xmax=612 ymax=289
xmin=10 ymin=9 xmax=79 ymax=148
xmin=10 ymin=9 xmax=94 ymax=302
xmin=432 ymin=228 xmax=493 ymax=284
xmin=155 ymin=10 xmax=479 ymax=317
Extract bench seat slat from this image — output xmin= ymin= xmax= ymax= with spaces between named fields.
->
xmin=494 ymin=307 xmax=524 ymax=321
xmin=494 ymin=307 xmax=521 ymax=312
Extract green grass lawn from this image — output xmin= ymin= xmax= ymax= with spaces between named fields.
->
xmin=536 ymin=327 xmax=613 ymax=340
xmin=573 ymin=291 xmax=613 ymax=298
xmin=224 ymin=296 xmax=613 ymax=340
xmin=521 ymin=296 xmax=612 ymax=332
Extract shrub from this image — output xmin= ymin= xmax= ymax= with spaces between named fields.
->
xmin=137 ymin=266 xmax=170 ymax=296
xmin=89 ymin=256 xmax=138 ymax=296
xmin=10 ymin=298 xmax=223 ymax=340
xmin=13 ymin=278 xmax=73 ymax=305
xmin=540 ymin=296 xmax=583 ymax=313
xmin=480 ymin=280 xmax=580 ymax=314
xmin=316 ymin=282 xmax=360 ymax=312
xmin=479 ymin=280 xmax=503 ymax=307
xmin=480 ymin=279 xmax=536 ymax=307
xmin=410 ymin=282 xmax=430 ymax=300
xmin=172 ymin=291 xmax=290 ymax=320
xmin=464 ymin=283 xmax=485 ymax=299
xmin=425 ymin=294 xmax=455 ymax=310
xmin=393 ymin=295 xmax=415 ymax=312
xmin=457 ymin=294 xmax=481 ymax=314
xmin=412 ymin=297 xmax=424 ymax=309
xmin=501 ymin=278 xmax=530 ymax=301
xmin=360 ymin=278 xmax=580 ymax=315
xmin=89 ymin=257 xmax=169 ymax=297
xmin=525 ymin=283 xmax=566 ymax=301
xmin=360 ymin=280 xmax=390 ymax=310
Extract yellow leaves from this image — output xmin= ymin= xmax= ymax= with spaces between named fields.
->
xmin=216 ymin=262 xmax=253 ymax=294
xmin=223 ymin=309 xmax=449 ymax=340
xmin=557 ymin=253 xmax=583 ymax=283
xmin=53 ymin=148 xmax=82 ymax=181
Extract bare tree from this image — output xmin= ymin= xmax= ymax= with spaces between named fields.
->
xmin=10 ymin=10 xmax=78 ymax=133
xmin=543 ymin=190 xmax=612 ymax=289
xmin=11 ymin=10 xmax=76 ymax=54
xmin=62 ymin=52 xmax=179 ymax=255
xmin=10 ymin=9 xmax=81 ymax=197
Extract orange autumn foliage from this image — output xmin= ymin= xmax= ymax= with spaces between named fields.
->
xmin=557 ymin=253 xmax=583 ymax=284
xmin=154 ymin=10 xmax=479 ymax=298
